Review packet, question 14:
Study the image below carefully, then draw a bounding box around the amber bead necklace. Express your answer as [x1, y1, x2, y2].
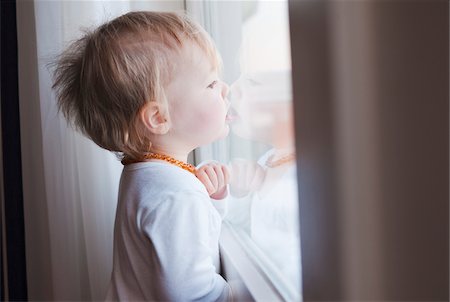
[265, 152, 296, 168]
[121, 153, 196, 174]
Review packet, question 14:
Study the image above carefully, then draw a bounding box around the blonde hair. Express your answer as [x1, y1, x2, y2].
[51, 11, 221, 160]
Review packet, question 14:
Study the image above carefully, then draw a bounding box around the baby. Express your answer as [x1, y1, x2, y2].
[52, 11, 232, 301]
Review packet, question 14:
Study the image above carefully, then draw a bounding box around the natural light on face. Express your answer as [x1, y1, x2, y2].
[223, 0, 302, 300]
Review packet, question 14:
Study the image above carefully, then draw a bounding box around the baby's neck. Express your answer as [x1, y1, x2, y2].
[149, 147, 190, 163]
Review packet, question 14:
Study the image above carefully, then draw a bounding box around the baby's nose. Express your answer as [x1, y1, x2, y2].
[222, 81, 230, 99]
[228, 81, 242, 105]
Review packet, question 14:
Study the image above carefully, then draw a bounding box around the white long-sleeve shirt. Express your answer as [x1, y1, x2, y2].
[105, 161, 230, 301]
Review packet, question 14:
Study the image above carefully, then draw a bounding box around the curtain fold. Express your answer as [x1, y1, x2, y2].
[17, 1, 184, 300]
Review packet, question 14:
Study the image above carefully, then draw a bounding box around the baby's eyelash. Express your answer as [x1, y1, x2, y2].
[207, 80, 218, 89]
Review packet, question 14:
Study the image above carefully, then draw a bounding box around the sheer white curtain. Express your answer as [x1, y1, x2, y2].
[16, 1, 183, 300]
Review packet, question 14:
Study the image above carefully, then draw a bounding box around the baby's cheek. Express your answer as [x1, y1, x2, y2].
[196, 106, 223, 127]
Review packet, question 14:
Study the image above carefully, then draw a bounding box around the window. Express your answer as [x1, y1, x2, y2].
[187, 1, 302, 300]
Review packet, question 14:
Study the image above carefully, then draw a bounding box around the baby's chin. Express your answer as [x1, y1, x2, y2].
[210, 124, 230, 143]
[230, 123, 273, 145]
[230, 123, 254, 140]
[216, 124, 230, 141]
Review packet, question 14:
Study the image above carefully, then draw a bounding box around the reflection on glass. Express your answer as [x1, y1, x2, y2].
[226, 70, 300, 295]
[222, 1, 301, 297]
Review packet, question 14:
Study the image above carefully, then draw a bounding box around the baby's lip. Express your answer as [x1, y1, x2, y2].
[226, 108, 240, 122]
[226, 114, 239, 122]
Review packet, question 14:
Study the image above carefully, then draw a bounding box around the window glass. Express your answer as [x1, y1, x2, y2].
[216, 1, 302, 299]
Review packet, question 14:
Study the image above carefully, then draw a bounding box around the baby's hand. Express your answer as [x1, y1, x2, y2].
[229, 158, 265, 198]
[195, 162, 231, 200]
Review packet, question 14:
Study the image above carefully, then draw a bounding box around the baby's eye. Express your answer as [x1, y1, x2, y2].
[207, 80, 218, 89]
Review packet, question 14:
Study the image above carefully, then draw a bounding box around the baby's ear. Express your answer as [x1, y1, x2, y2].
[140, 102, 170, 135]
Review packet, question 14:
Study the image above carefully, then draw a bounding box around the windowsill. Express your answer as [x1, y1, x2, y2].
[220, 221, 302, 301]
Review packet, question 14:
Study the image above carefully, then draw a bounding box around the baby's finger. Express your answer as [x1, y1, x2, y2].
[196, 170, 215, 195]
[250, 163, 266, 190]
[222, 165, 231, 185]
[213, 164, 225, 189]
[204, 165, 219, 191]
[243, 162, 253, 187]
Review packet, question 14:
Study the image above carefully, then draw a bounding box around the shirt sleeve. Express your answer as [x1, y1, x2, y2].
[140, 190, 231, 301]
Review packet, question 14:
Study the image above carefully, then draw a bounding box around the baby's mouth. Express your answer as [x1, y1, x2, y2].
[226, 107, 240, 122]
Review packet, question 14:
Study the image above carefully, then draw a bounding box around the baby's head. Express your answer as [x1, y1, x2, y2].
[52, 11, 229, 161]
[229, 70, 294, 149]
